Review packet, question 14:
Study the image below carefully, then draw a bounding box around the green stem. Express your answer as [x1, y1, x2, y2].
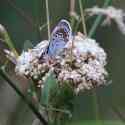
[88, 0, 112, 123]
[40, 105, 71, 116]
[0, 68, 48, 125]
[70, 17, 75, 31]
[69, 0, 76, 30]
[0, 24, 18, 57]
[88, 0, 112, 37]
[45, 0, 51, 40]
[92, 90, 100, 124]
[78, 0, 87, 36]
[74, 18, 81, 33]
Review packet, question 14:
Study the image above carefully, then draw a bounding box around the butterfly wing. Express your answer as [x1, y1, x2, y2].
[47, 19, 72, 57]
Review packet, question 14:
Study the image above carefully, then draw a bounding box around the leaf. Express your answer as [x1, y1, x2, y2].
[41, 72, 57, 106]
[49, 82, 74, 110]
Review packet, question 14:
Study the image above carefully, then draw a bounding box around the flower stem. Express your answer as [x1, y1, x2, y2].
[45, 0, 51, 40]
[40, 105, 71, 117]
[88, 0, 112, 123]
[69, 0, 75, 16]
[0, 24, 18, 57]
[74, 18, 81, 33]
[78, 0, 87, 36]
[0, 67, 48, 125]
[88, 0, 112, 37]
[69, 0, 76, 30]
[92, 90, 100, 123]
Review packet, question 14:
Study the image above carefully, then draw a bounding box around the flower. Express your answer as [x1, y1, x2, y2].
[5, 33, 108, 94]
[85, 6, 125, 34]
[54, 33, 108, 93]
[15, 40, 49, 75]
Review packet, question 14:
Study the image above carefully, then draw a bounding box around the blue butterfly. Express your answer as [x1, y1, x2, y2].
[46, 19, 72, 57]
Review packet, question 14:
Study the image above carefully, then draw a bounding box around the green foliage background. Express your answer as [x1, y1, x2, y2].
[0, 0, 125, 125]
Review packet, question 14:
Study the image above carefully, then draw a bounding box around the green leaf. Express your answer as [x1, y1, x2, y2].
[41, 72, 57, 106]
[50, 83, 74, 109]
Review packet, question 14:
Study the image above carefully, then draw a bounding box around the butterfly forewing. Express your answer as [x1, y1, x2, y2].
[47, 19, 72, 57]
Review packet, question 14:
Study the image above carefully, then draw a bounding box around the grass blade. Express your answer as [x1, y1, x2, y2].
[0, 24, 18, 57]
[88, 0, 112, 37]
[41, 72, 57, 106]
[45, 0, 51, 40]
[78, 0, 87, 35]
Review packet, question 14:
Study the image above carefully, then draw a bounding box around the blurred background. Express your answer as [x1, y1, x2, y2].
[0, 0, 125, 125]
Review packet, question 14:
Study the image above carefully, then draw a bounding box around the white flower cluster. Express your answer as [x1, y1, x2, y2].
[56, 33, 107, 93]
[14, 40, 49, 76]
[85, 6, 125, 34]
[5, 33, 108, 93]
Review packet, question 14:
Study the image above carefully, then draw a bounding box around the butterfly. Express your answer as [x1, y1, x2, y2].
[45, 19, 72, 57]
[4, 20, 72, 67]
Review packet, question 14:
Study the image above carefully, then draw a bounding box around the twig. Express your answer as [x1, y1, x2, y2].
[0, 68, 48, 125]
[69, 0, 76, 30]
[69, 0, 75, 16]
